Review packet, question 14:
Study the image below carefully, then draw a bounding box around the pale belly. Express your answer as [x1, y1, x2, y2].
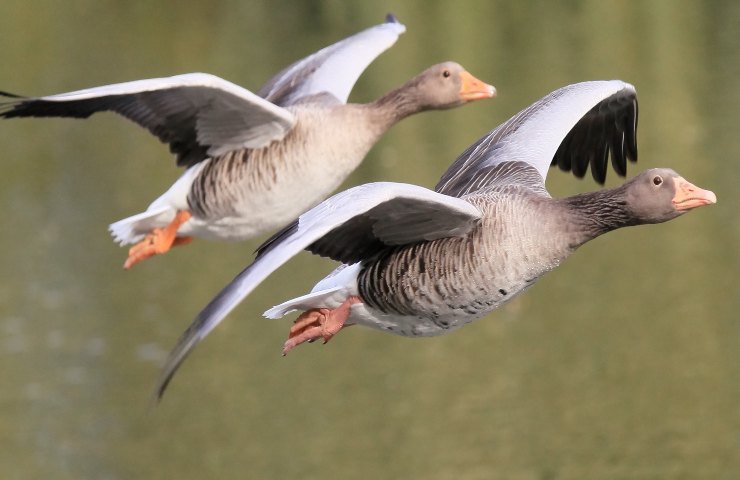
[179, 162, 348, 241]
[174, 107, 379, 241]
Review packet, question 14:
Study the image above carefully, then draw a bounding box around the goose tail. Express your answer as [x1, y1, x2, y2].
[264, 263, 362, 318]
[108, 206, 175, 245]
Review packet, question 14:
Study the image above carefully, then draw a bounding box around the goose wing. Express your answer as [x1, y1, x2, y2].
[155, 182, 481, 399]
[0, 73, 296, 167]
[258, 14, 406, 106]
[435, 80, 638, 197]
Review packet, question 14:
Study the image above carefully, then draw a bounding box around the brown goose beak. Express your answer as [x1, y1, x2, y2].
[459, 71, 496, 101]
[672, 177, 717, 211]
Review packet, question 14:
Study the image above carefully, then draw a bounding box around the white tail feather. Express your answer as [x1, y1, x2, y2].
[264, 263, 362, 318]
[108, 206, 174, 245]
[264, 286, 344, 319]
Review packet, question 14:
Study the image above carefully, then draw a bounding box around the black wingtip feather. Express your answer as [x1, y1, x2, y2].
[609, 129, 627, 177]
[0, 90, 26, 99]
[569, 122, 590, 179]
[553, 129, 573, 173]
[590, 142, 609, 185]
[0, 91, 27, 117]
[385, 13, 400, 24]
[550, 88, 638, 185]
[624, 99, 639, 162]
[0, 97, 100, 119]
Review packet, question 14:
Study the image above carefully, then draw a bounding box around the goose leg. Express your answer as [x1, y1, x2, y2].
[282, 296, 361, 355]
[123, 210, 193, 269]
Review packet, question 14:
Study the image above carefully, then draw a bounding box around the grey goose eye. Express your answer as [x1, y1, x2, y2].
[442, 69, 451, 78]
[653, 175, 663, 186]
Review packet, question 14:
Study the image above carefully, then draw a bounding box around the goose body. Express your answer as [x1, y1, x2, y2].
[143, 103, 399, 242]
[266, 191, 575, 338]
[154, 80, 716, 397]
[0, 15, 495, 267]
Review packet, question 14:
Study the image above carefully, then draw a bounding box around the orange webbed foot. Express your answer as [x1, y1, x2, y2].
[123, 210, 193, 269]
[282, 296, 361, 355]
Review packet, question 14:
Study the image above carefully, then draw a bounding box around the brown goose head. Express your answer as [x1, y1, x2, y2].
[625, 168, 716, 224]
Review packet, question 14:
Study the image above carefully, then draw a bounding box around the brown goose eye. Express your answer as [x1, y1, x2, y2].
[442, 70, 451, 78]
[653, 175, 663, 186]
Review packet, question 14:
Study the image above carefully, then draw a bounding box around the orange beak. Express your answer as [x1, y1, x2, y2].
[672, 177, 717, 211]
[459, 71, 496, 101]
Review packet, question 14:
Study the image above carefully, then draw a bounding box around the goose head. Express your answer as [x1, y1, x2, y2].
[411, 61, 496, 110]
[625, 168, 716, 224]
[376, 61, 495, 116]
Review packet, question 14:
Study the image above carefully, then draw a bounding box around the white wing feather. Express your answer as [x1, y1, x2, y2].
[260, 19, 406, 104]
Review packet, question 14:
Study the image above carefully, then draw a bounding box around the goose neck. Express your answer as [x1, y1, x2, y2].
[560, 184, 637, 244]
[369, 82, 425, 126]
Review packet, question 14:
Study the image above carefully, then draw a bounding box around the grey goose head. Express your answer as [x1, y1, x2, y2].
[624, 168, 716, 223]
[416, 61, 497, 108]
[376, 61, 496, 115]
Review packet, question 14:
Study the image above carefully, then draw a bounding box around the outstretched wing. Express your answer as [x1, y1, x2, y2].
[436, 80, 638, 197]
[258, 14, 406, 106]
[0, 73, 296, 167]
[155, 182, 481, 399]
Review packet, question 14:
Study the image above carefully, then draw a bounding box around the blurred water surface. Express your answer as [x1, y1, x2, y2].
[0, 1, 738, 479]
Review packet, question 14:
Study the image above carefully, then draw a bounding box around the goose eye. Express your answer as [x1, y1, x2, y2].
[442, 70, 451, 78]
[652, 175, 663, 186]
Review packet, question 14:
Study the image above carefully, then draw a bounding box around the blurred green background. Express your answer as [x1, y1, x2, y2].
[0, 1, 738, 479]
